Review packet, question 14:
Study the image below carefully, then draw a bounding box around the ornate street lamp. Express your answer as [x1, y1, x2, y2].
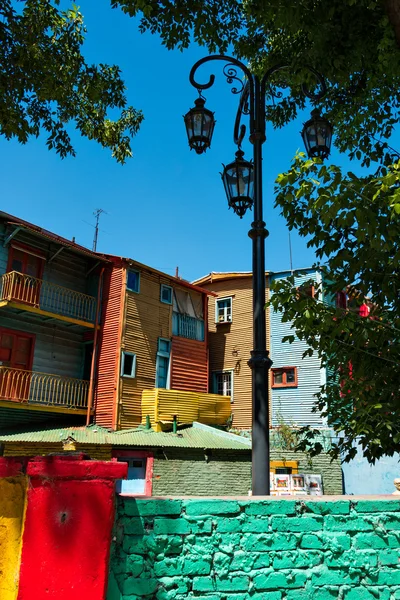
[302, 108, 333, 160]
[185, 55, 329, 495]
[183, 97, 216, 154]
[221, 150, 254, 218]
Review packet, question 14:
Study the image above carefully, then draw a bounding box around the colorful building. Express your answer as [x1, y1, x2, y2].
[0, 211, 229, 433]
[194, 268, 327, 430]
[0, 210, 105, 428]
[94, 254, 219, 430]
[193, 271, 270, 429]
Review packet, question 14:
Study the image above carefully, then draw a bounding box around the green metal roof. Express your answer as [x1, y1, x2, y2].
[0, 422, 252, 451]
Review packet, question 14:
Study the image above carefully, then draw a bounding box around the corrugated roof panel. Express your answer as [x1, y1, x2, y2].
[0, 422, 251, 450]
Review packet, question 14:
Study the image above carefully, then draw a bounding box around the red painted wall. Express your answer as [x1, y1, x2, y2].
[171, 336, 208, 393]
[17, 456, 127, 600]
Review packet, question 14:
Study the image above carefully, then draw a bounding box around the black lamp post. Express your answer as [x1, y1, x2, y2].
[184, 56, 331, 496]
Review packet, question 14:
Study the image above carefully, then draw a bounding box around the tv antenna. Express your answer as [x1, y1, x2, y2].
[92, 209, 106, 251]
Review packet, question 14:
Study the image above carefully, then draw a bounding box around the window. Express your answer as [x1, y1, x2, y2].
[127, 270, 140, 293]
[156, 338, 171, 388]
[270, 460, 298, 474]
[160, 284, 173, 305]
[121, 351, 136, 378]
[216, 297, 232, 324]
[212, 371, 232, 398]
[113, 451, 153, 495]
[271, 367, 298, 388]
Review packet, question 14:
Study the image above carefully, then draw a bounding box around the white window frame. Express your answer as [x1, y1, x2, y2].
[127, 270, 140, 293]
[155, 338, 171, 389]
[215, 296, 232, 324]
[212, 370, 233, 401]
[160, 284, 173, 305]
[121, 351, 137, 378]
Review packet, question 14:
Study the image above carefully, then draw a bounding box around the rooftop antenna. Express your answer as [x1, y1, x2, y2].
[288, 230, 293, 274]
[92, 209, 106, 252]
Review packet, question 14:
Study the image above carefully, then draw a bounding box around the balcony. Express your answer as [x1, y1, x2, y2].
[0, 271, 97, 327]
[0, 367, 89, 413]
[172, 312, 205, 341]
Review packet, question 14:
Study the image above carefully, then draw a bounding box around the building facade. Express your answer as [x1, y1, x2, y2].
[0, 211, 105, 428]
[194, 269, 328, 429]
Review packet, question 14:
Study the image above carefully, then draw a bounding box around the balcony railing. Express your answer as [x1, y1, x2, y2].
[0, 367, 89, 409]
[172, 312, 205, 341]
[0, 271, 96, 324]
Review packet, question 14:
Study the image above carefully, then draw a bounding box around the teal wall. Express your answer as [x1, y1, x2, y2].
[108, 497, 400, 600]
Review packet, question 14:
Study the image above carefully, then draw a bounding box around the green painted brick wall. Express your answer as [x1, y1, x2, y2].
[107, 497, 400, 600]
[151, 448, 343, 496]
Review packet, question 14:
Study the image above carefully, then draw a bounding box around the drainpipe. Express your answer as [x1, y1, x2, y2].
[86, 267, 104, 426]
[172, 415, 178, 434]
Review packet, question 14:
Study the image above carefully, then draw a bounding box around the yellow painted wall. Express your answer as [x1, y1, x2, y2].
[0, 476, 27, 600]
[3, 444, 112, 461]
[202, 276, 270, 429]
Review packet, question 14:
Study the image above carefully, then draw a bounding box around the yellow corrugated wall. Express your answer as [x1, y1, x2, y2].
[119, 270, 172, 429]
[141, 388, 231, 432]
[203, 276, 270, 429]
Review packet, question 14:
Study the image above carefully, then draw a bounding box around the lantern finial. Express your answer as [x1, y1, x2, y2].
[183, 97, 216, 154]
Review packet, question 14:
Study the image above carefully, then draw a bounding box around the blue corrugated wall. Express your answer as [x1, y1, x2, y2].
[269, 268, 326, 427]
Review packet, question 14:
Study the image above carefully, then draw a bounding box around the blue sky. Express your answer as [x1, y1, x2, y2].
[0, 3, 376, 281]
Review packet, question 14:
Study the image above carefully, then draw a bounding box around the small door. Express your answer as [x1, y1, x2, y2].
[8, 247, 44, 305]
[0, 329, 34, 401]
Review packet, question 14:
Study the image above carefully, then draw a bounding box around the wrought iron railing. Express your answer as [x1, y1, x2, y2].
[172, 312, 205, 341]
[0, 271, 96, 323]
[0, 367, 89, 409]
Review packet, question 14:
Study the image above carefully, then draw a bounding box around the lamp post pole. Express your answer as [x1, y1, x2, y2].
[184, 56, 329, 496]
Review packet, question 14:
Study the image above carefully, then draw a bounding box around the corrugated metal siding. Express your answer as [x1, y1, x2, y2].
[119, 270, 172, 430]
[0, 314, 85, 379]
[141, 389, 231, 431]
[171, 337, 208, 393]
[270, 269, 324, 427]
[95, 265, 125, 428]
[202, 276, 270, 429]
[0, 221, 8, 275]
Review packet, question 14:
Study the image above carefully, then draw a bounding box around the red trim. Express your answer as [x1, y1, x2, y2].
[7, 244, 45, 279]
[112, 450, 154, 496]
[271, 366, 298, 388]
[0, 326, 36, 370]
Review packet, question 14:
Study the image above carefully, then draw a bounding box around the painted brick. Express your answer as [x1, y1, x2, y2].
[378, 549, 400, 565]
[154, 558, 181, 577]
[271, 515, 323, 532]
[272, 550, 322, 569]
[125, 499, 182, 516]
[242, 517, 270, 533]
[249, 594, 282, 600]
[344, 589, 376, 600]
[300, 533, 351, 551]
[305, 501, 350, 515]
[184, 517, 213, 533]
[184, 500, 240, 516]
[324, 516, 374, 532]
[355, 500, 400, 513]
[243, 500, 296, 516]
[214, 517, 244, 533]
[182, 558, 211, 576]
[313, 590, 340, 600]
[122, 518, 146, 535]
[241, 533, 299, 551]
[382, 515, 400, 530]
[153, 518, 191, 535]
[215, 576, 249, 592]
[311, 567, 360, 586]
[325, 550, 377, 568]
[192, 577, 215, 592]
[365, 569, 400, 585]
[230, 551, 271, 572]
[253, 570, 307, 590]
[353, 533, 400, 550]
[121, 577, 158, 596]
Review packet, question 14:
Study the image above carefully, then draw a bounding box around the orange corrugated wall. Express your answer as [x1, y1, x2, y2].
[94, 263, 125, 429]
[170, 336, 208, 393]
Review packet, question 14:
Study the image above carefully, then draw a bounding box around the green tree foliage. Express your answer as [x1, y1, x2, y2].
[271, 155, 400, 463]
[115, 0, 400, 460]
[0, 0, 143, 162]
